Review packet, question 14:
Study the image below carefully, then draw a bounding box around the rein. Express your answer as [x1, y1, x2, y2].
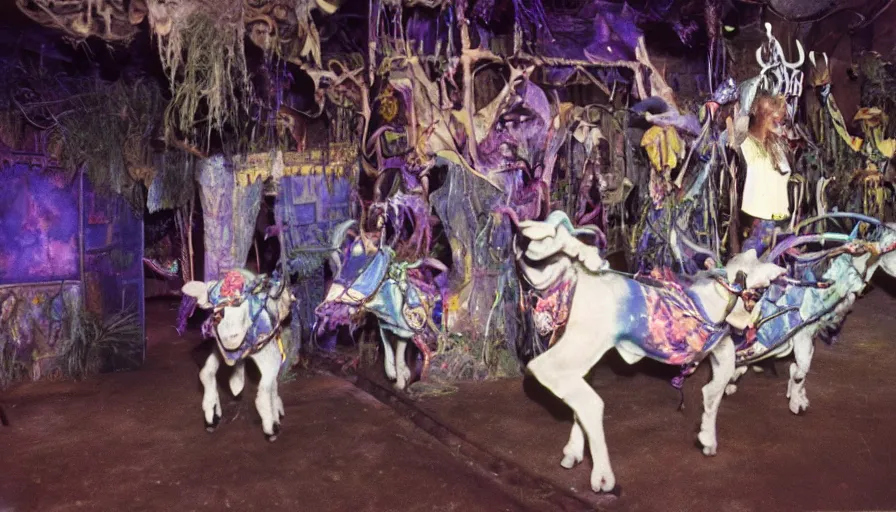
[213, 258, 291, 365]
[213, 285, 286, 364]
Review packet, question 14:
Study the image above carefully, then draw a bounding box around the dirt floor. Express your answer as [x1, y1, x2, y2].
[410, 283, 896, 511]
[2, 282, 896, 511]
[0, 300, 531, 512]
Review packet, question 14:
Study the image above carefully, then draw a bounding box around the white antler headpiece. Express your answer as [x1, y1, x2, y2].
[754, 22, 805, 119]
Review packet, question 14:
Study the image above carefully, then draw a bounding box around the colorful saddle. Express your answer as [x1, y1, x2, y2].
[619, 270, 732, 368]
[202, 269, 287, 366]
[330, 241, 392, 305]
[734, 253, 866, 365]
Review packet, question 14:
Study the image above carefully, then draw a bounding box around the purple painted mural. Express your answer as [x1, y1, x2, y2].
[0, 163, 80, 285]
[0, 151, 145, 384]
[277, 170, 352, 345]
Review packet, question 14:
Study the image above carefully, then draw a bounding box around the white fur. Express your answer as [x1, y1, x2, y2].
[775, 291, 856, 415]
[182, 280, 210, 307]
[380, 328, 412, 390]
[183, 279, 294, 440]
[785, 330, 813, 414]
[199, 342, 286, 439]
[215, 301, 251, 350]
[724, 366, 748, 396]
[728, 225, 896, 415]
[725, 249, 788, 289]
[514, 220, 774, 493]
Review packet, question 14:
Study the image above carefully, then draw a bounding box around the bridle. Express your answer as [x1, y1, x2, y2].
[210, 274, 290, 363]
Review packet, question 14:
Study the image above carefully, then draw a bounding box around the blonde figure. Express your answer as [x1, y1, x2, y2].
[740, 94, 792, 254]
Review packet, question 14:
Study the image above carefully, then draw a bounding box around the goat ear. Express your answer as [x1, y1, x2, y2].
[725, 299, 754, 331]
[182, 281, 213, 309]
[519, 221, 557, 241]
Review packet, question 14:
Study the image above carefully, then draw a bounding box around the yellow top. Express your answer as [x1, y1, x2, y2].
[740, 136, 791, 221]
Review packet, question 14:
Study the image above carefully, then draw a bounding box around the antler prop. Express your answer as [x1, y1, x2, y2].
[754, 23, 805, 119]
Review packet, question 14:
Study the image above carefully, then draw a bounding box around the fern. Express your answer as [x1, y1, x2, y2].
[63, 309, 142, 380]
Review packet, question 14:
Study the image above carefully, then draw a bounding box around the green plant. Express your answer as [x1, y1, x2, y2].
[0, 338, 29, 390]
[63, 309, 142, 380]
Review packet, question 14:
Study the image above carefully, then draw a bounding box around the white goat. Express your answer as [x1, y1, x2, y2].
[512, 213, 785, 493]
[182, 269, 295, 441]
[725, 225, 896, 416]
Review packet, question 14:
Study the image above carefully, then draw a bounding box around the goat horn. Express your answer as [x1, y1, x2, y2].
[765, 233, 853, 262]
[329, 219, 358, 274]
[756, 46, 770, 68]
[793, 212, 885, 233]
[771, 37, 786, 63]
[676, 228, 719, 260]
[784, 40, 805, 69]
[809, 51, 816, 67]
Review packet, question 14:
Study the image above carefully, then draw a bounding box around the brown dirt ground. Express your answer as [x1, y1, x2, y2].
[3, 281, 896, 512]
[0, 300, 531, 512]
[409, 283, 896, 512]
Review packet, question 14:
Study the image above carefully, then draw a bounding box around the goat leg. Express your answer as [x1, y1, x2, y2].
[411, 335, 433, 382]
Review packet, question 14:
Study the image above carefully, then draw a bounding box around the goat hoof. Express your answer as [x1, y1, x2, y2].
[560, 455, 580, 469]
[266, 433, 278, 443]
[205, 415, 221, 433]
[273, 423, 281, 435]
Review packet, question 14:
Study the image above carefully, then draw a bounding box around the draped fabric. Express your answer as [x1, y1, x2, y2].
[275, 172, 352, 350]
[147, 154, 196, 214]
[197, 155, 263, 281]
[735, 252, 868, 365]
[618, 272, 729, 367]
[146, 174, 165, 214]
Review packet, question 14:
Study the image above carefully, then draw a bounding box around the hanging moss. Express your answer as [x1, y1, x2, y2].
[148, 151, 197, 212]
[51, 78, 165, 212]
[158, 8, 252, 152]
